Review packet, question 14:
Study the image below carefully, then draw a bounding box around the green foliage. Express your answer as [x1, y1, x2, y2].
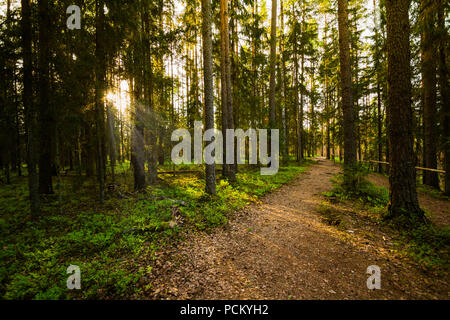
[317, 204, 345, 227]
[325, 173, 389, 208]
[324, 175, 449, 271]
[398, 223, 450, 270]
[0, 163, 308, 299]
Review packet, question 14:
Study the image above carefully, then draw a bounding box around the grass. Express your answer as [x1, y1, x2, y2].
[0, 161, 309, 299]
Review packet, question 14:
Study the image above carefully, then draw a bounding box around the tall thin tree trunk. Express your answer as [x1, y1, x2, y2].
[95, 0, 106, 202]
[220, 0, 235, 181]
[337, 0, 357, 188]
[131, 74, 146, 190]
[293, 11, 302, 162]
[280, 0, 288, 160]
[269, 0, 277, 130]
[251, 1, 258, 128]
[38, 0, 54, 194]
[14, 78, 22, 177]
[310, 70, 315, 157]
[143, 1, 157, 184]
[324, 12, 331, 160]
[201, 0, 216, 195]
[106, 102, 116, 184]
[22, 0, 40, 215]
[421, 0, 439, 188]
[376, 80, 383, 172]
[437, 1, 450, 195]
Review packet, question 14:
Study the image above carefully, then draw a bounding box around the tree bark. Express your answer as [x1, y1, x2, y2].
[143, 1, 157, 185]
[293, 18, 302, 162]
[37, 0, 54, 194]
[324, 12, 331, 160]
[201, 0, 216, 195]
[269, 0, 277, 130]
[280, 0, 288, 160]
[22, 0, 40, 215]
[437, 1, 450, 195]
[131, 74, 146, 190]
[95, 0, 106, 202]
[421, 0, 439, 188]
[337, 0, 357, 188]
[385, 0, 424, 222]
[220, 0, 235, 181]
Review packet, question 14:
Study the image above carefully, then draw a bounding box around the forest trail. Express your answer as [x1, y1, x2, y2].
[140, 160, 448, 300]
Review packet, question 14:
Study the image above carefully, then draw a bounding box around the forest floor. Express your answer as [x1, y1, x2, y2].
[137, 159, 449, 300]
[367, 173, 450, 228]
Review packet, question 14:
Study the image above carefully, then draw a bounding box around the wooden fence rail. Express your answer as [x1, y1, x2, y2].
[359, 159, 446, 174]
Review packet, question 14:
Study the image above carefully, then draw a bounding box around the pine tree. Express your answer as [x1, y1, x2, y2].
[21, 0, 40, 215]
[337, 0, 357, 189]
[384, 0, 424, 223]
[421, 0, 439, 188]
[201, 0, 216, 194]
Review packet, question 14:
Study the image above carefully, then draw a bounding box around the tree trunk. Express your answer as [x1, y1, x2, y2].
[143, 1, 157, 185]
[377, 82, 383, 172]
[269, 0, 277, 130]
[22, 0, 40, 215]
[280, 0, 288, 160]
[421, 0, 439, 188]
[310, 70, 315, 157]
[131, 75, 146, 190]
[437, 1, 450, 195]
[95, 0, 106, 203]
[294, 18, 302, 162]
[37, 0, 54, 194]
[106, 102, 116, 184]
[324, 12, 331, 160]
[371, 0, 384, 173]
[337, 0, 357, 188]
[201, 0, 216, 195]
[220, 0, 235, 181]
[384, 0, 424, 223]
[251, 0, 258, 128]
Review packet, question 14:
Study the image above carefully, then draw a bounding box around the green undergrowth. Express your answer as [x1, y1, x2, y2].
[417, 184, 450, 201]
[323, 173, 389, 208]
[0, 161, 309, 299]
[396, 223, 450, 270]
[323, 172, 449, 271]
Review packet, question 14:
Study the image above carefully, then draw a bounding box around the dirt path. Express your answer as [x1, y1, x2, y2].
[367, 173, 450, 227]
[138, 160, 448, 300]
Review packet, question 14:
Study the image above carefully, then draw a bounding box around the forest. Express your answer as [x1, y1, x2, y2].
[0, 0, 449, 301]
